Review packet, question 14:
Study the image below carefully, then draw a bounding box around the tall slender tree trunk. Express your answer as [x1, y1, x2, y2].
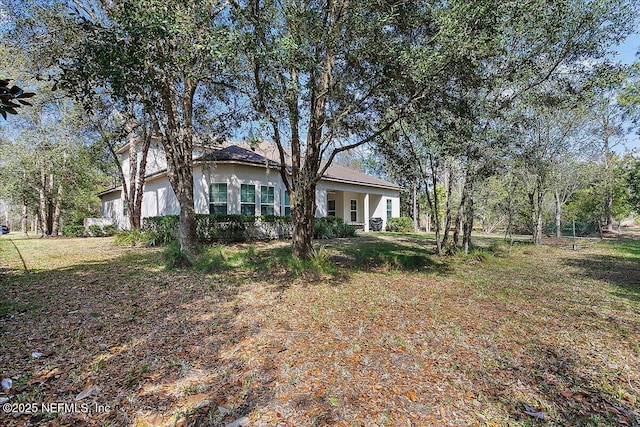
[426, 154, 442, 255]
[603, 136, 614, 232]
[462, 173, 474, 255]
[21, 199, 28, 236]
[441, 161, 455, 249]
[554, 190, 562, 238]
[529, 187, 544, 245]
[51, 183, 64, 236]
[128, 135, 139, 228]
[131, 127, 151, 230]
[39, 165, 49, 236]
[528, 191, 536, 244]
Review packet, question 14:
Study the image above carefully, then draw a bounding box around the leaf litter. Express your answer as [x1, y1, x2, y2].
[0, 235, 638, 426]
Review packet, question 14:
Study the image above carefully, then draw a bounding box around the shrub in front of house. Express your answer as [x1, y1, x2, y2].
[313, 217, 357, 239]
[385, 217, 414, 233]
[113, 230, 158, 247]
[62, 225, 85, 237]
[87, 224, 105, 237]
[103, 224, 118, 236]
[142, 214, 293, 244]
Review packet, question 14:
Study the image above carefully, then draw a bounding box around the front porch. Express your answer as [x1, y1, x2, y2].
[315, 186, 400, 232]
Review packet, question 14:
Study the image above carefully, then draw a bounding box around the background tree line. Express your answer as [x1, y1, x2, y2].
[0, 0, 639, 259]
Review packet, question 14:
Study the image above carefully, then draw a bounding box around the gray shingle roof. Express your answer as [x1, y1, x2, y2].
[197, 142, 399, 190]
[196, 145, 280, 167]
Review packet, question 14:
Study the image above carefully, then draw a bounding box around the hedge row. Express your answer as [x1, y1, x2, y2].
[385, 217, 413, 233]
[61, 224, 118, 238]
[142, 214, 292, 244]
[142, 214, 358, 244]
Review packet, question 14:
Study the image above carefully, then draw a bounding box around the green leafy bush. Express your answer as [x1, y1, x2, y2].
[313, 218, 335, 239]
[143, 215, 180, 244]
[87, 224, 104, 237]
[142, 214, 292, 244]
[103, 224, 118, 236]
[385, 217, 413, 233]
[335, 222, 357, 238]
[113, 230, 157, 247]
[62, 225, 84, 237]
[164, 241, 194, 269]
[314, 217, 357, 239]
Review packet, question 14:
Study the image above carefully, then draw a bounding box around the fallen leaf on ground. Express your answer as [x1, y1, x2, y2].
[524, 405, 546, 420]
[75, 385, 101, 401]
[225, 416, 249, 427]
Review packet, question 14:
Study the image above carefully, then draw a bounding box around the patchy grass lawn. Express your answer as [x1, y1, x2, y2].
[0, 233, 638, 426]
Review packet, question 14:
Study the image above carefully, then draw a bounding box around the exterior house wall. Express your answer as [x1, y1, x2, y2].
[146, 143, 168, 176]
[100, 190, 128, 229]
[315, 187, 327, 217]
[102, 147, 401, 232]
[203, 163, 286, 215]
[142, 176, 179, 218]
[341, 191, 365, 223]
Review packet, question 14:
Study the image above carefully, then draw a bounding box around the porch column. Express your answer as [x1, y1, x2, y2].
[364, 193, 370, 232]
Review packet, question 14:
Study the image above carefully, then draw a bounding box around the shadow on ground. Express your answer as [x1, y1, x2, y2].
[478, 339, 639, 426]
[562, 238, 640, 303]
[0, 248, 284, 426]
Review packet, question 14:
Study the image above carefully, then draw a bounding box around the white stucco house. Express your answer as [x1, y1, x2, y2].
[98, 140, 400, 232]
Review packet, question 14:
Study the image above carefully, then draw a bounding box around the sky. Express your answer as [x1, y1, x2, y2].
[614, 33, 640, 154]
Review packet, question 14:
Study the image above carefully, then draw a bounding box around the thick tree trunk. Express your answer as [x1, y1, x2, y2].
[454, 166, 473, 250]
[424, 154, 441, 254]
[290, 185, 316, 260]
[453, 208, 462, 248]
[178, 188, 199, 256]
[166, 143, 199, 256]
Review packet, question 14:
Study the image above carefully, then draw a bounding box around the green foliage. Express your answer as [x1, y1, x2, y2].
[113, 230, 157, 247]
[628, 156, 640, 213]
[385, 217, 414, 233]
[61, 225, 84, 237]
[566, 187, 603, 224]
[103, 224, 118, 236]
[0, 78, 35, 119]
[87, 224, 104, 237]
[143, 214, 293, 244]
[313, 217, 357, 239]
[142, 215, 180, 245]
[163, 241, 195, 269]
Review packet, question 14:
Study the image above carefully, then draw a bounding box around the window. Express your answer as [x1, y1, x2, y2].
[350, 199, 357, 222]
[327, 200, 336, 217]
[260, 185, 275, 215]
[209, 183, 228, 215]
[386, 199, 392, 220]
[240, 184, 256, 216]
[282, 190, 291, 216]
